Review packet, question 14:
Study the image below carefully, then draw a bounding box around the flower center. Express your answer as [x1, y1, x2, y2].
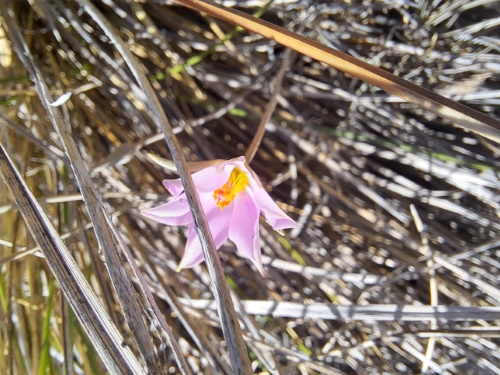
[213, 167, 249, 209]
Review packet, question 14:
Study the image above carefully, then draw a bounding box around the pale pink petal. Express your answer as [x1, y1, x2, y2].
[191, 160, 242, 193]
[252, 187, 297, 230]
[162, 160, 240, 196]
[177, 225, 207, 269]
[162, 178, 184, 197]
[228, 190, 263, 273]
[141, 195, 192, 225]
[162, 157, 248, 196]
[225, 156, 247, 170]
[177, 194, 233, 269]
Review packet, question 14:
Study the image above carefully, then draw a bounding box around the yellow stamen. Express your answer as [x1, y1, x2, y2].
[213, 167, 249, 209]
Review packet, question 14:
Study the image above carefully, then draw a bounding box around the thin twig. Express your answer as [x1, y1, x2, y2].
[75, 1, 251, 373]
[0, 140, 145, 375]
[411, 204, 438, 374]
[171, 0, 500, 142]
[0, 2, 162, 372]
[179, 299, 500, 321]
[245, 48, 294, 163]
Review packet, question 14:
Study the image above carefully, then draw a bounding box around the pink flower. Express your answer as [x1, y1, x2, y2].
[142, 156, 296, 273]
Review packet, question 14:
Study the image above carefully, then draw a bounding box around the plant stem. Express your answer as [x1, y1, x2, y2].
[245, 48, 294, 163]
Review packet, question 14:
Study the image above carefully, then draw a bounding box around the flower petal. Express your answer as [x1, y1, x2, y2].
[190, 164, 233, 193]
[252, 187, 297, 230]
[162, 160, 241, 197]
[225, 156, 247, 170]
[162, 178, 184, 197]
[162, 157, 250, 196]
[141, 195, 192, 225]
[229, 190, 263, 273]
[178, 194, 233, 269]
[177, 225, 207, 269]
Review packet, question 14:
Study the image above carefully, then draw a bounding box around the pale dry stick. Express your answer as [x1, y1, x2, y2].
[245, 42, 294, 163]
[273, 123, 409, 223]
[411, 204, 438, 374]
[225, 289, 270, 368]
[444, 338, 500, 373]
[91, 86, 260, 170]
[368, 150, 499, 211]
[0, 141, 145, 375]
[0, 192, 146, 215]
[74, 1, 251, 373]
[261, 255, 382, 286]
[0, 3, 165, 373]
[37, 0, 146, 108]
[151, 277, 233, 374]
[433, 255, 500, 303]
[321, 329, 497, 372]
[0, 222, 93, 265]
[133, 88, 255, 149]
[61, 298, 73, 375]
[123, 222, 232, 374]
[171, 0, 500, 142]
[245, 336, 332, 372]
[399, 340, 444, 373]
[408, 328, 500, 339]
[178, 299, 500, 321]
[447, 241, 500, 263]
[426, 0, 499, 27]
[0, 112, 68, 163]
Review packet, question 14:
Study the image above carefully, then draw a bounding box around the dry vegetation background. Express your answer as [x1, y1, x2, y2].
[0, 0, 499, 374]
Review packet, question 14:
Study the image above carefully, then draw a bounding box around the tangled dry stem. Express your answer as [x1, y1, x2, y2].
[0, 0, 499, 374]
